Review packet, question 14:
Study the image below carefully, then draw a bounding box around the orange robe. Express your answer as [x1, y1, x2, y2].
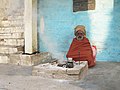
[66, 37, 95, 67]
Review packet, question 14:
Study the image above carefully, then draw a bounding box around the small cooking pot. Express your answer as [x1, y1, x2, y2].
[66, 59, 74, 68]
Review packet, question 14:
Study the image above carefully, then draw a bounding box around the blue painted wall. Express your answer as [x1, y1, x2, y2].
[38, 0, 120, 62]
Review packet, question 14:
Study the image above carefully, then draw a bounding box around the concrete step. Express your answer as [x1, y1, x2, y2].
[0, 46, 23, 54]
[0, 52, 53, 66]
[0, 32, 24, 39]
[0, 38, 24, 46]
[9, 52, 52, 66]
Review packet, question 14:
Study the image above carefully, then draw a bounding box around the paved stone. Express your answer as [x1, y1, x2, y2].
[0, 62, 119, 90]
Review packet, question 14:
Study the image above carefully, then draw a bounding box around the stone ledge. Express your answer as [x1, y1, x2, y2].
[0, 52, 53, 66]
[9, 52, 52, 66]
[32, 61, 88, 80]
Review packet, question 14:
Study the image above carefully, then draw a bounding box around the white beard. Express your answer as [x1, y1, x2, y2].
[76, 36, 84, 41]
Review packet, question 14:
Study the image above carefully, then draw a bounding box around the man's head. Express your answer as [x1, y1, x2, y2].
[74, 25, 86, 40]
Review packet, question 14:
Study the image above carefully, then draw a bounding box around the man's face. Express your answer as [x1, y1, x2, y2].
[75, 30, 84, 41]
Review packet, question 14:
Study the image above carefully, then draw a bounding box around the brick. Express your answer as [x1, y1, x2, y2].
[1, 20, 24, 27]
[0, 28, 11, 33]
[0, 38, 24, 46]
[0, 27, 24, 33]
[0, 46, 23, 54]
[17, 39, 24, 46]
[1, 21, 10, 27]
[0, 32, 24, 39]
[8, 15, 24, 20]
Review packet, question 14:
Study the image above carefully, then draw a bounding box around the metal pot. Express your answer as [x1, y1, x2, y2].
[66, 59, 74, 68]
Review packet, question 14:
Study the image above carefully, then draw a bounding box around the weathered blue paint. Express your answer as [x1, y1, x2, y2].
[38, 0, 120, 62]
[101, 0, 120, 62]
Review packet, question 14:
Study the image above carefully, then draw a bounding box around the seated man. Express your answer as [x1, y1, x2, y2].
[66, 25, 96, 67]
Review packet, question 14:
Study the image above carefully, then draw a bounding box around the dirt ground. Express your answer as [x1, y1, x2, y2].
[0, 61, 120, 90]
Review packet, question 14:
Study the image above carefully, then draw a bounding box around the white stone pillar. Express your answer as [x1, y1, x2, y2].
[24, 0, 38, 54]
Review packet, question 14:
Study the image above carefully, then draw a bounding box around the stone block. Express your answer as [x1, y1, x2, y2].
[0, 32, 24, 39]
[17, 39, 24, 46]
[20, 55, 32, 66]
[79, 63, 88, 79]
[0, 28, 11, 33]
[0, 39, 16, 46]
[66, 67, 82, 75]
[8, 15, 24, 20]
[67, 61, 88, 75]
[0, 55, 9, 63]
[1, 21, 10, 27]
[12, 27, 24, 32]
[9, 54, 21, 65]
[0, 38, 24, 46]
[32, 61, 88, 80]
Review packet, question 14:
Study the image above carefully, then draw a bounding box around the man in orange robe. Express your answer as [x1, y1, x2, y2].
[66, 25, 96, 67]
